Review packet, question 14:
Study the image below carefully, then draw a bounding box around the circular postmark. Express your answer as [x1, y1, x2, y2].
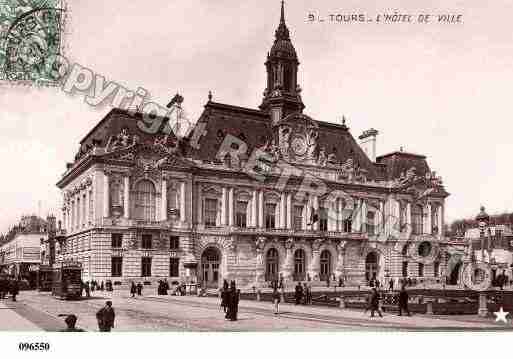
[462, 261, 492, 291]
[3, 7, 65, 83]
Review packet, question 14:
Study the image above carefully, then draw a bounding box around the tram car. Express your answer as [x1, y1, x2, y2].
[51, 262, 82, 300]
[37, 265, 54, 291]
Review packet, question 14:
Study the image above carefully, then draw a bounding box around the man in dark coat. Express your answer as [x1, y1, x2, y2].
[294, 282, 303, 305]
[0, 277, 7, 299]
[130, 282, 136, 298]
[369, 288, 383, 317]
[221, 280, 229, 313]
[398, 285, 411, 316]
[389, 278, 394, 291]
[137, 282, 143, 296]
[84, 281, 91, 298]
[10, 279, 19, 302]
[225, 281, 238, 321]
[96, 301, 115, 332]
[163, 279, 169, 295]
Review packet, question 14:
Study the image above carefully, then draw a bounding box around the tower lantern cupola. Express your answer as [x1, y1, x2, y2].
[260, 1, 304, 124]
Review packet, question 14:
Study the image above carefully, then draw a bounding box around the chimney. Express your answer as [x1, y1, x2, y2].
[358, 128, 379, 162]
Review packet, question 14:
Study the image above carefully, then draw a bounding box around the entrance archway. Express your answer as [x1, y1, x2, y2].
[365, 252, 379, 283]
[293, 249, 306, 281]
[265, 248, 279, 282]
[201, 247, 221, 288]
[320, 250, 332, 281]
[449, 262, 462, 285]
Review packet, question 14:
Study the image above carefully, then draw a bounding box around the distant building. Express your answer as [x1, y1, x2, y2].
[465, 224, 513, 280]
[0, 215, 47, 286]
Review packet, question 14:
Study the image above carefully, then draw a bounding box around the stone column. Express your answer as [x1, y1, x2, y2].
[313, 195, 319, 231]
[124, 176, 130, 219]
[103, 172, 109, 218]
[335, 241, 347, 279]
[425, 203, 432, 235]
[361, 199, 368, 233]
[180, 181, 186, 223]
[252, 189, 258, 227]
[378, 201, 385, 234]
[255, 237, 266, 284]
[305, 200, 310, 230]
[352, 198, 361, 232]
[406, 202, 412, 234]
[228, 187, 234, 227]
[309, 239, 322, 281]
[258, 190, 264, 228]
[279, 193, 286, 229]
[282, 238, 294, 281]
[197, 184, 203, 225]
[286, 193, 292, 229]
[337, 198, 343, 232]
[161, 177, 167, 221]
[437, 204, 444, 237]
[220, 187, 227, 226]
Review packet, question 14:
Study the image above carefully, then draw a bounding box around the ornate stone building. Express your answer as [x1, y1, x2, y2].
[56, 3, 460, 288]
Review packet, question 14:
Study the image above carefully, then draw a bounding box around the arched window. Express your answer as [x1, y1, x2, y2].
[293, 249, 306, 281]
[134, 180, 156, 221]
[412, 205, 423, 234]
[266, 248, 279, 282]
[320, 250, 332, 281]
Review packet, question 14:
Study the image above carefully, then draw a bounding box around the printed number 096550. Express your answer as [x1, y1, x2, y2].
[18, 342, 50, 351]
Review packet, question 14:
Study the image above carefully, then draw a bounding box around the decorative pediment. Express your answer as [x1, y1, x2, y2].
[393, 166, 446, 198]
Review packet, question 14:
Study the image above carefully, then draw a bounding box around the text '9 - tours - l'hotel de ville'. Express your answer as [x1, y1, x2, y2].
[54, 3, 464, 290]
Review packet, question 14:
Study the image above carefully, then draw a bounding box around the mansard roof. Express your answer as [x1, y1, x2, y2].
[376, 151, 431, 181]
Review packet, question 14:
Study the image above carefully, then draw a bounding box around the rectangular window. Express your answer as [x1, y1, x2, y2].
[111, 257, 122, 277]
[111, 233, 123, 248]
[88, 190, 94, 224]
[204, 198, 218, 227]
[235, 201, 248, 228]
[265, 203, 276, 229]
[293, 205, 303, 230]
[169, 236, 179, 250]
[418, 263, 424, 277]
[170, 258, 180, 277]
[319, 207, 328, 231]
[343, 219, 352, 233]
[367, 211, 375, 235]
[141, 257, 152, 277]
[434, 262, 440, 277]
[142, 234, 152, 249]
[402, 261, 408, 277]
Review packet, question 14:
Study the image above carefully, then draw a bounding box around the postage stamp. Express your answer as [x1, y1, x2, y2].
[0, 0, 67, 86]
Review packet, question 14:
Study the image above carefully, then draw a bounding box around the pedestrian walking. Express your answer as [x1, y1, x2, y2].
[225, 281, 238, 321]
[272, 286, 280, 314]
[85, 281, 91, 298]
[137, 282, 143, 296]
[10, 279, 19, 302]
[163, 279, 169, 295]
[90, 280, 95, 293]
[0, 276, 7, 299]
[294, 282, 303, 305]
[368, 288, 383, 318]
[96, 301, 116, 332]
[398, 285, 411, 316]
[130, 282, 136, 298]
[220, 280, 229, 313]
[389, 278, 394, 291]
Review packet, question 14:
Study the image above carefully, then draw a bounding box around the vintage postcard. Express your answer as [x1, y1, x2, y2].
[0, 0, 512, 356]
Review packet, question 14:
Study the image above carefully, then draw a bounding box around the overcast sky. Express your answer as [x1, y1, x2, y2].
[1, 0, 512, 233]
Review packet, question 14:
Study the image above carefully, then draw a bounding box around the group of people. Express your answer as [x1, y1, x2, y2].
[157, 280, 170, 295]
[365, 285, 411, 317]
[130, 282, 144, 297]
[81, 280, 112, 298]
[294, 282, 312, 305]
[0, 277, 19, 301]
[220, 280, 240, 321]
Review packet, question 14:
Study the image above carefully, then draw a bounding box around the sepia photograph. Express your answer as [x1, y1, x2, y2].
[0, 0, 512, 357]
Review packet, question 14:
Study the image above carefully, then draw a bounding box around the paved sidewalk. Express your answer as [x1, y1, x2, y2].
[0, 300, 41, 331]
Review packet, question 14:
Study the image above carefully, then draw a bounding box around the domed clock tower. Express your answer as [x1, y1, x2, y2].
[260, 1, 305, 125]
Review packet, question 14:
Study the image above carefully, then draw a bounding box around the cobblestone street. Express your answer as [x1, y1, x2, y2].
[0, 290, 509, 332]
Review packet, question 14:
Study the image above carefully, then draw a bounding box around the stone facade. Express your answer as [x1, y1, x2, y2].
[55, 3, 464, 289]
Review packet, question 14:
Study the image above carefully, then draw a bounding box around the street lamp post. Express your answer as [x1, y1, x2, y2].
[475, 206, 490, 263]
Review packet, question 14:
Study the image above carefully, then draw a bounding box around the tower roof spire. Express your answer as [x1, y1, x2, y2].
[275, 1, 290, 40]
[280, 0, 285, 24]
